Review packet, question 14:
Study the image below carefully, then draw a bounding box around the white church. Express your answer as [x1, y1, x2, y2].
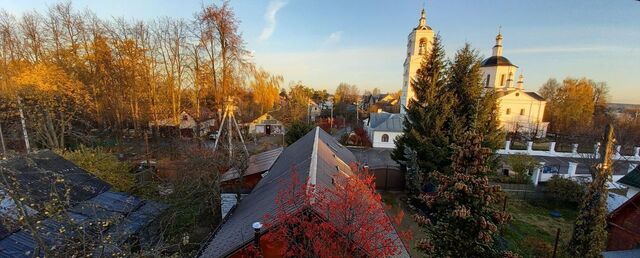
[365, 8, 549, 149]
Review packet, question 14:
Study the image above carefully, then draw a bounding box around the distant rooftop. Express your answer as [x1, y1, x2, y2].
[0, 151, 166, 257]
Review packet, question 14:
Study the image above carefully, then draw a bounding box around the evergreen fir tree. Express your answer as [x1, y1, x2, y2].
[391, 34, 455, 194]
[414, 131, 511, 257]
[446, 44, 504, 150]
[568, 125, 615, 257]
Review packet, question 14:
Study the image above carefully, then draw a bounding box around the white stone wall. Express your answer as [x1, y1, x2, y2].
[481, 65, 517, 89]
[496, 92, 548, 137]
[372, 131, 403, 149]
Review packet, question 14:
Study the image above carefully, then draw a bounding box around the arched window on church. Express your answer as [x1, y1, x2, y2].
[381, 134, 390, 142]
[418, 38, 427, 55]
[486, 74, 491, 87]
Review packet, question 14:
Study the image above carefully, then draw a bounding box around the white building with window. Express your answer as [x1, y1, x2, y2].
[480, 33, 549, 138]
[363, 111, 404, 149]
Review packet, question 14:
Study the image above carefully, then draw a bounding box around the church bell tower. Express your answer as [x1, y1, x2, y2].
[400, 8, 435, 114]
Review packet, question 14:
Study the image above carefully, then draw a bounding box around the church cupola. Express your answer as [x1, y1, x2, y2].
[517, 74, 524, 90]
[418, 8, 426, 28]
[480, 31, 519, 90]
[493, 32, 503, 56]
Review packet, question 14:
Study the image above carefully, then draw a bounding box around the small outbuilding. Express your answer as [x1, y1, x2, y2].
[247, 113, 284, 135]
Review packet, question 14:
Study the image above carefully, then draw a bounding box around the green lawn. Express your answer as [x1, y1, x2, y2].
[502, 198, 578, 257]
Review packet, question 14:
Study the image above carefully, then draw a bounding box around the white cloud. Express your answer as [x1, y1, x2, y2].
[323, 31, 343, 45]
[258, 0, 287, 42]
[509, 46, 634, 54]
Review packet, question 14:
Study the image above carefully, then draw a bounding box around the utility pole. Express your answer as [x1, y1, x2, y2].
[17, 97, 30, 154]
[143, 131, 150, 184]
[568, 124, 615, 256]
[330, 106, 334, 129]
[600, 124, 615, 172]
[0, 122, 6, 158]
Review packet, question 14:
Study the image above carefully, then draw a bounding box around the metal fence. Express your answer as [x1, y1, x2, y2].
[494, 183, 546, 200]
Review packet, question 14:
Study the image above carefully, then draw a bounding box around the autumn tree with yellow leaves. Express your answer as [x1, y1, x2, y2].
[0, 1, 270, 149]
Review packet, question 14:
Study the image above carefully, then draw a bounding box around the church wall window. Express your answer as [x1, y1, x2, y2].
[381, 134, 390, 142]
[500, 74, 506, 86]
[520, 109, 525, 115]
[506, 108, 511, 115]
[418, 38, 427, 55]
[486, 74, 491, 87]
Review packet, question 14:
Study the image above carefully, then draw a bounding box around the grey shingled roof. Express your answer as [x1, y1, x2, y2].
[0, 151, 167, 257]
[618, 166, 640, 189]
[0, 151, 111, 207]
[221, 147, 283, 182]
[200, 127, 409, 258]
[368, 112, 405, 132]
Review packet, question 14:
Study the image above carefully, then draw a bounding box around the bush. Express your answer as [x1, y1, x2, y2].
[285, 121, 315, 145]
[544, 176, 585, 205]
[506, 154, 539, 184]
[57, 146, 134, 192]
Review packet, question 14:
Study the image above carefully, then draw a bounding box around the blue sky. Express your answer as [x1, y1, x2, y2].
[4, 0, 640, 103]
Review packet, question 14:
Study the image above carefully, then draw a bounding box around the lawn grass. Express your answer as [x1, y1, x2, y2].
[503, 198, 578, 257]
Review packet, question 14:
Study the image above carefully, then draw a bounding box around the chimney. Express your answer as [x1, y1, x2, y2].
[634, 147, 640, 157]
[549, 142, 556, 153]
[252, 222, 263, 248]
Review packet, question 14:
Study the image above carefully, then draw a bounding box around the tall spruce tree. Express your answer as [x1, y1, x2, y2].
[391, 34, 456, 194]
[414, 131, 511, 257]
[446, 44, 504, 150]
[568, 125, 615, 257]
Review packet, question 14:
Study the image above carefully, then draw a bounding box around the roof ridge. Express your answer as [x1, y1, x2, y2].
[307, 127, 320, 203]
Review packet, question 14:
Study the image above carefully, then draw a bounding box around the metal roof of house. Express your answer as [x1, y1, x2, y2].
[603, 248, 640, 258]
[0, 152, 167, 257]
[495, 90, 546, 102]
[367, 112, 405, 132]
[200, 127, 410, 258]
[0, 151, 111, 207]
[0, 190, 167, 257]
[618, 166, 640, 189]
[221, 147, 283, 182]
